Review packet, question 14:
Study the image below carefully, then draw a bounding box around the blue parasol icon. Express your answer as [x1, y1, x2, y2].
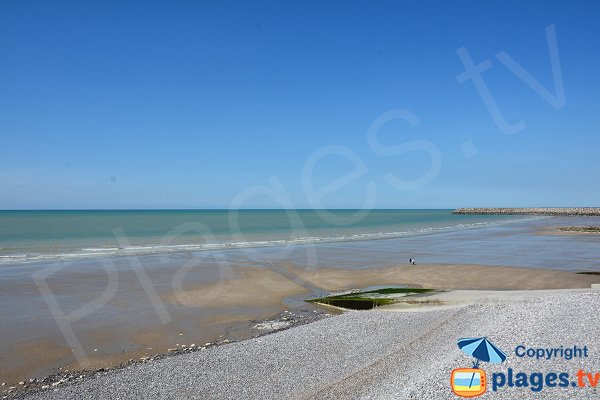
[457, 337, 507, 368]
[457, 337, 507, 389]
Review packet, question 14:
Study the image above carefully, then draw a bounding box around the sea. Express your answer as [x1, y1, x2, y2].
[0, 209, 535, 266]
[1, 209, 599, 383]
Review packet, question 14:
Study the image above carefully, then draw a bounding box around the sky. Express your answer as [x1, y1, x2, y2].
[1, 0, 599, 209]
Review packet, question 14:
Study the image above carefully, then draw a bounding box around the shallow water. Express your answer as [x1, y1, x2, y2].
[0, 209, 527, 265]
[0, 215, 598, 384]
[192, 216, 600, 272]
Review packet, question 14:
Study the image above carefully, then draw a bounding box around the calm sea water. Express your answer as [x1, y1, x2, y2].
[0, 209, 528, 265]
[0, 209, 598, 383]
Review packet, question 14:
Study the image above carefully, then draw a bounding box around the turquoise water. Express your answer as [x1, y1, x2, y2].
[0, 209, 527, 265]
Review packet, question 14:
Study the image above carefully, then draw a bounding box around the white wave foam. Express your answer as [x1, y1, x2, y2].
[0, 216, 542, 265]
[81, 248, 121, 252]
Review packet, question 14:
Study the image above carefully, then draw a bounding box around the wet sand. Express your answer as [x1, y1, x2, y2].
[22, 291, 600, 400]
[163, 267, 309, 308]
[537, 226, 600, 236]
[291, 263, 600, 290]
[161, 263, 600, 311]
[2, 260, 600, 390]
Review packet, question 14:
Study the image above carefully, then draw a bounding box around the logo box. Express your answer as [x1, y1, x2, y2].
[451, 368, 487, 397]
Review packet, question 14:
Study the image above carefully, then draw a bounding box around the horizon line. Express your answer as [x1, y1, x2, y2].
[1, 206, 598, 212]
[0, 207, 458, 212]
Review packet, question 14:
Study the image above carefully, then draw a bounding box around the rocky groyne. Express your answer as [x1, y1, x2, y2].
[453, 207, 600, 216]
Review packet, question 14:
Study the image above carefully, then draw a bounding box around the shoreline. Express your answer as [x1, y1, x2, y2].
[4, 308, 333, 398]
[4, 263, 600, 398]
[0, 215, 538, 267]
[537, 226, 600, 236]
[18, 289, 600, 400]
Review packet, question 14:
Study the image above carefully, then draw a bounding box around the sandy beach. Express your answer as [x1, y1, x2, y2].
[3, 261, 600, 398]
[2, 211, 599, 398]
[162, 263, 600, 310]
[3, 0, 600, 397]
[20, 290, 600, 399]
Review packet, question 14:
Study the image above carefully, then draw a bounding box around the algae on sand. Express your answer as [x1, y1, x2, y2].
[558, 226, 600, 233]
[307, 288, 436, 310]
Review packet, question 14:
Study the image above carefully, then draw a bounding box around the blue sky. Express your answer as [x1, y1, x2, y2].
[1, 0, 599, 209]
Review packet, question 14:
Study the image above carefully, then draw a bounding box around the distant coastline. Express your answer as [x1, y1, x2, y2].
[453, 207, 600, 216]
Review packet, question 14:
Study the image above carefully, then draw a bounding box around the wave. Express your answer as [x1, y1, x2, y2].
[0, 216, 542, 265]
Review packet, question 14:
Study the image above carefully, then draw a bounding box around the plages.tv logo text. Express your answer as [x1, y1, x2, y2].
[491, 344, 598, 392]
[451, 338, 600, 396]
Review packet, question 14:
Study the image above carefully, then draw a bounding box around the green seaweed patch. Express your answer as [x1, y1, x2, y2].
[307, 287, 436, 310]
[360, 288, 434, 295]
[557, 226, 600, 233]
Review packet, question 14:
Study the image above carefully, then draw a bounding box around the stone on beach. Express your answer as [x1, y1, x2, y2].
[22, 291, 599, 400]
[453, 207, 600, 216]
[252, 320, 292, 331]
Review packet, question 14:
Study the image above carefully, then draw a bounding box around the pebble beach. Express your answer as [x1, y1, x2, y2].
[19, 290, 600, 400]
